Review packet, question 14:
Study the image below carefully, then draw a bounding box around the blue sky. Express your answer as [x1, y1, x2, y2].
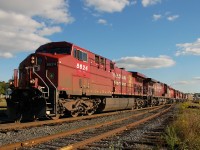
[0, 0, 200, 93]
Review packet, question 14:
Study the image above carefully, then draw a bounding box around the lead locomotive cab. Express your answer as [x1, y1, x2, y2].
[7, 42, 105, 121]
[6, 42, 72, 121]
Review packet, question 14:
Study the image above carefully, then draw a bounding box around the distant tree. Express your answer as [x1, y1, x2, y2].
[0, 81, 5, 94]
[0, 81, 9, 95]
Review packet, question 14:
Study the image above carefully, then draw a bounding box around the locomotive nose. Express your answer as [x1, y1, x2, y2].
[6, 88, 47, 122]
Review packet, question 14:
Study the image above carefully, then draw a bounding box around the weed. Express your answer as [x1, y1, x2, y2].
[164, 102, 200, 149]
[164, 126, 179, 150]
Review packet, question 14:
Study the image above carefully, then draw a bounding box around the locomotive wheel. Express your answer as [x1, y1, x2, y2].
[71, 111, 79, 117]
[152, 99, 158, 106]
[86, 109, 95, 116]
[51, 114, 61, 120]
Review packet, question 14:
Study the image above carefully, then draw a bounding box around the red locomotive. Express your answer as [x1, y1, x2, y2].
[7, 41, 187, 121]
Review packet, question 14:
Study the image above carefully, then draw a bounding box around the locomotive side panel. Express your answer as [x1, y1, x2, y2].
[132, 72, 146, 97]
[113, 68, 133, 96]
[169, 87, 175, 101]
[154, 82, 165, 97]
[89, 53, 113, 96]
[56, 46, 92, 96]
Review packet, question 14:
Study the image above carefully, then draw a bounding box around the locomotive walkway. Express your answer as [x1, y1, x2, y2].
[0, 104, 173, 150]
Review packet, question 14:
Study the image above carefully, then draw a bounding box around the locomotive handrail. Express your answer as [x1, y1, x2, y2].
[46, 70, 57, 91]
[46, 70, 58, 115]
[33, 66, 49, 97]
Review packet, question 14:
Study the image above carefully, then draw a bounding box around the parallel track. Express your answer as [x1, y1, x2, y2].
[61, 105, 172, 150]
[0, 105, 161, 132]
[0, 105, 172, 150]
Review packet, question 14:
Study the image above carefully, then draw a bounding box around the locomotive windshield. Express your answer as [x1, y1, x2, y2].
[37, 46, 71, 55]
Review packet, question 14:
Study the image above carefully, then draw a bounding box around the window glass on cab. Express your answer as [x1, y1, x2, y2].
[73, 48, 88, 62]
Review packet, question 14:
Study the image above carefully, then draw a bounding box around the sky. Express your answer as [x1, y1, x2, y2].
[0, 0, 200, 93]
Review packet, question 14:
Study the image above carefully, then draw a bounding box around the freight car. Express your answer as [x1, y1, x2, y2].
[6, 41, 186, 121]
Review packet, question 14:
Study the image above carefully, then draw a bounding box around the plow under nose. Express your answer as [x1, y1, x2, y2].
[6, 96, 47, 122]
[6, 99, 21, 122]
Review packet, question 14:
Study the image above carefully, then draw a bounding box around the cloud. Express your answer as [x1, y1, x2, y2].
[84, 0, 130, 13]
[176, 38, 200, 56]
[167, 15, 179, 21]
[193, 77, 200, 81]
[0, 0, 74, 58]
[170, 77, 200, 90]
[37, 26, 62, 36]
[171, 81, 191, 85]
[153, 14, 162, 21]
[171, 77, 200, 87]
[97, 18, 112, 26]
[114, 55, 175, 70]
[152, 12, 179, 22]
[0, 52, 13, 58]
[0, 0, 74, 24]
[131, 0, 137, 5]
[142, 0, 161, 7]
[97, 19, 107, 25]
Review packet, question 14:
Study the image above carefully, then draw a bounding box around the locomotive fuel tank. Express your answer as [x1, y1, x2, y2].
[102, 98, 136, 112]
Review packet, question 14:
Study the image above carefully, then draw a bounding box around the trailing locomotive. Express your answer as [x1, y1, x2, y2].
[7, 41, 187, 121]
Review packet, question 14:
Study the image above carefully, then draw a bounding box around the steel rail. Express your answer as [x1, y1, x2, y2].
[0, 105, 162, 131]
[61, 104, 173, 150]
[0, 105, 166, 150]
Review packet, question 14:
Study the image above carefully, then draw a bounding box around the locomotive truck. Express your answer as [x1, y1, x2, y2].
[6, 41, 186, 121]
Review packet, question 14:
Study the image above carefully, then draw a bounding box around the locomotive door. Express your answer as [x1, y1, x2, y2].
[81, 78, 90, 95]
[72, 76, 90, 95]
[72, 76, 82, 95]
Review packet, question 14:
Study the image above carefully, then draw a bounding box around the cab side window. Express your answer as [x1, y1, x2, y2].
[77, 50, 82, 60]
[82, 52, 88, 62]
[73, 48, 88, 62]
[100, 57, 104, 66]
[110, 62, 114, 70]
[73, 48, 77, 58]
[95, 55, 99, 64]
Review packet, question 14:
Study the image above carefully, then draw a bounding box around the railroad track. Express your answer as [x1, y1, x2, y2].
[0, 105, 162, 132]
[86, 108, 175, 149]
[0, 104, 173, 150]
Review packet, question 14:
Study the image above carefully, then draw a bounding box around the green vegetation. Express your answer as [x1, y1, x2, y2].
[0, 81, 8, 111]
[0, 98, 7, 113]
[0, 81, 9, 95]
[164, 102, 200, 150]
[164, 126, 179, 149]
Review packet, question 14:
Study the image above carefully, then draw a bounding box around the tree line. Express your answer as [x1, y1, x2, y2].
[0, 81, 9, 95]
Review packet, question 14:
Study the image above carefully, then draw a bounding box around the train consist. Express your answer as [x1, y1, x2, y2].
[7, 41, 187, 121]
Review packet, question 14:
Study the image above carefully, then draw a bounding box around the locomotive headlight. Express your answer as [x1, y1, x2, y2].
[30, 79, 35, 84]
[9, 81, 14, 85]
[31, 56, 35, 64]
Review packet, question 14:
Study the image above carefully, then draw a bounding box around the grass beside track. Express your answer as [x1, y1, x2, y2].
[164, 102, 200, 149]
[0, 98, 7, 112]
